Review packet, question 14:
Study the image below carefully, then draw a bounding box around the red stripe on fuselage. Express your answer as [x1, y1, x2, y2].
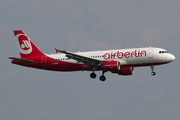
[11, 55, 170, 72]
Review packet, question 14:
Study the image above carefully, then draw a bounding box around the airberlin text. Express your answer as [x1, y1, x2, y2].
[103, 49, 146, 60]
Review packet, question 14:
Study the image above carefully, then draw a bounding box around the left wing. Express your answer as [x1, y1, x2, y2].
[55, 48, 103, 67]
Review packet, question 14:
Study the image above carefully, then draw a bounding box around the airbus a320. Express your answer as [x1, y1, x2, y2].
[9, 30, 175, 81]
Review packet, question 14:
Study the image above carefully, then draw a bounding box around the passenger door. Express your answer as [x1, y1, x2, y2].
[148, 48, 153, 58]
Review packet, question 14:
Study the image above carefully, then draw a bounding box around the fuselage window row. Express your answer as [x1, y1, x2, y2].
[52, 52, 148, 61]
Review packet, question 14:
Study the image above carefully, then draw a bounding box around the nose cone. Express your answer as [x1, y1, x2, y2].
[169, 54, 175, 62]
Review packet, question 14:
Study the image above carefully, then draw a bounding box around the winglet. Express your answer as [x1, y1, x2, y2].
[55, 48, 60, 53]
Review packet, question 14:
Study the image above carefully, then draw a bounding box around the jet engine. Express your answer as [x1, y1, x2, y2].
[117, 67, 134, 75]
[102, 61, 120, 71]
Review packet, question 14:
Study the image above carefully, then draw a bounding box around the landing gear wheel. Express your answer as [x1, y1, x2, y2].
[99, 75, 106, 81]
[90, 72, 96, 79]
[150, 65, 156, 76]
[151, 72, 156, 76]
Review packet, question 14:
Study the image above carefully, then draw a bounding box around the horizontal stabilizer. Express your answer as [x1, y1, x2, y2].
[8, 57, 33, 62]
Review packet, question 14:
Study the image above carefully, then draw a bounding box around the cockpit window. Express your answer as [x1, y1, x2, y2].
[159, 51, 168, 54]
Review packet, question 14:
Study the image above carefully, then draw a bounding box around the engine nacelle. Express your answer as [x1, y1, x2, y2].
[102, 61, 120, 71]
[117, 67, 134, 76]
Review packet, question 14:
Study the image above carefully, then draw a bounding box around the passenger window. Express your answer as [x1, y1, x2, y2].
[159, 51, 161, 54]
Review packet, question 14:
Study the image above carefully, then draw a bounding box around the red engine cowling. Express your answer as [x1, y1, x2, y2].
[103, 61, 120, 71]
[118, 67, 134, 76]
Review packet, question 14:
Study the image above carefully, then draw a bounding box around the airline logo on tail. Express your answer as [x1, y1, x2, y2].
[16, 34, 32, 54]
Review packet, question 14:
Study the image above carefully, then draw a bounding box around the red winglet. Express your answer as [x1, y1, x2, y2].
[55, 48, 60, 53]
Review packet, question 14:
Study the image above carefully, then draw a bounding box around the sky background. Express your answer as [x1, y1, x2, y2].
[0, 0, 180, 120]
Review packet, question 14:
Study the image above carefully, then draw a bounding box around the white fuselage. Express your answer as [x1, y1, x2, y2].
[46, 47, 175, 67]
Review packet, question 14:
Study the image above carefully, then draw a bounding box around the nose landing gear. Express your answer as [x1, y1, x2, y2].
[151, 65, 156, 76]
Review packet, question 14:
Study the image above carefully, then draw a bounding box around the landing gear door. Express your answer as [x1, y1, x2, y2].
[41, 56, 47, 66]
[148, 48, 153, 58]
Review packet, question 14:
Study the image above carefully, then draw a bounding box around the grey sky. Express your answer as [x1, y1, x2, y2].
[0, 0, 180, 120]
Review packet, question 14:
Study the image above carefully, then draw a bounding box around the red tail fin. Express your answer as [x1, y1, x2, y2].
[14, 30, 44, 58]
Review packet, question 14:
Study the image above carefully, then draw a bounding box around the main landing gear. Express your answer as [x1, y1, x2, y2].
[99, 71, 106, 81]
[90, 72, 96, 79]
[151, 65, 156, 76]
[90, 71, 107, 81]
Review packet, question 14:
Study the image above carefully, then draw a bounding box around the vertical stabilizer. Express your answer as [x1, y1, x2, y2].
[14, 30, 44, 58]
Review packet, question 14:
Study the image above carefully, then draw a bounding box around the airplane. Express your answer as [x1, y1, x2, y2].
[9, 30, 175, 81]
